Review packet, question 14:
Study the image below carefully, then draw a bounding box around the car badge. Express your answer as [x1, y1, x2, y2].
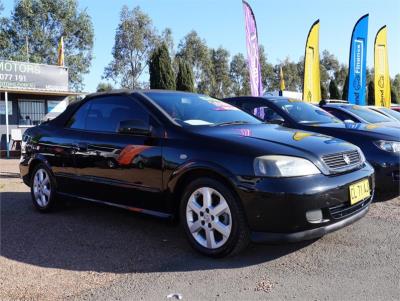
[343, 154, 351, 165]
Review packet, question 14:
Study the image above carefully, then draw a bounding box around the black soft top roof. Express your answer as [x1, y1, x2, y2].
[49, 89, 134, 127]
[48, 89, 192, 127]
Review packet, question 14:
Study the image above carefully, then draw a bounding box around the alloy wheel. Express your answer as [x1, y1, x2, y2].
[186, 187, 232, 249]
[33, 168, 51, 208]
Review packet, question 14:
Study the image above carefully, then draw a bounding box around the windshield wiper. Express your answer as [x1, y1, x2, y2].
[213, 121, 251, 126]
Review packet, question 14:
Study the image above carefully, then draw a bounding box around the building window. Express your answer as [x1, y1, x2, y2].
[18, 99, 46, 126]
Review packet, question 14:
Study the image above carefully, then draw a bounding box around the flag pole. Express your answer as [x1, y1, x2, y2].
[26, 36, 29, 62]
[5, 91, 9, 158]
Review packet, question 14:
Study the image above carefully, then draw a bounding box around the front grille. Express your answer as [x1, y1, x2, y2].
[329, 197, 371, 220]
[322, 150, 362, 172]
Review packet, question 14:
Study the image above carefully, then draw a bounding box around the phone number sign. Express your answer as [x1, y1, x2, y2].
[0, 60, 69, 91]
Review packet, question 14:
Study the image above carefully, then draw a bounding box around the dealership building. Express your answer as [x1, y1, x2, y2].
[0, 60, 82, 157]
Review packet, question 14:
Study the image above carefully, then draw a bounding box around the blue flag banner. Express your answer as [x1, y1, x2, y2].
[348, 14, 369, 105]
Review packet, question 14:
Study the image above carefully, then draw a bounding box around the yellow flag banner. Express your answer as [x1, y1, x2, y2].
[57, 36, 65, 66]
[303, 20, 321, 103]
[279, 66, 286, 91]
[374, 26, 391, 107]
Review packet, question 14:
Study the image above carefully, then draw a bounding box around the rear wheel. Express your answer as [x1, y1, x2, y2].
[180, 178, 250, 257]
[30, 164, 58, 212]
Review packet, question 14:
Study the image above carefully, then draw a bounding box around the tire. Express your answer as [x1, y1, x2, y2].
[180, 177, 250, 257]
[30, 163, 58, 212]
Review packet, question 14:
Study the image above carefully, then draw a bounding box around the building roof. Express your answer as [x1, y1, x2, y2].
[0, 87, 85, 96]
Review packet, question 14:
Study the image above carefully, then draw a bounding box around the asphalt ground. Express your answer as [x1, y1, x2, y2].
[1, 159, 399, 300]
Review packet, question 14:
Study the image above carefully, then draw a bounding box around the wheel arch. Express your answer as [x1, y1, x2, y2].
[168, 162, 241, 217]
[28, 155, 55, 185]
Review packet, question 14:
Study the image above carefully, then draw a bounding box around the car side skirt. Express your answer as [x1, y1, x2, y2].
[57, 192, 173, 219]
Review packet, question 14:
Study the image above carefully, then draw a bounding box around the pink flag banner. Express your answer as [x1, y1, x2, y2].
[243, 1, 263, 117]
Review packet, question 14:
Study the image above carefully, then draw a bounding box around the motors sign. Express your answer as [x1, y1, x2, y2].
[0, 60, 68, 91]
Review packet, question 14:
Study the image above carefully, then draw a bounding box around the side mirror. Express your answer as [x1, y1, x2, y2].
[118, 119, 151, 136]
[343, 119, 355, 124]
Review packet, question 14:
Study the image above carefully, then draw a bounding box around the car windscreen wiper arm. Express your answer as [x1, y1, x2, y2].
[213, 121, 251, 126]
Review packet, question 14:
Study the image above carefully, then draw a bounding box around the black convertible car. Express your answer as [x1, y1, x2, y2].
[224, 96, 399, 197]
[20, 90, 374, 257]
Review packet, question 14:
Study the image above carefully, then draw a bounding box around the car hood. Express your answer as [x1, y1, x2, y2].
[308, 122, 400, 139]
[195, 124, 357, 157]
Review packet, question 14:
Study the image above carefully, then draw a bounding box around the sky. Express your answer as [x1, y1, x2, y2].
[1, 0, 399, 92]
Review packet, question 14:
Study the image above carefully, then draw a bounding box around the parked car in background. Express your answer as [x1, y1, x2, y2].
[391, 104, 400, 113]
[368, 106, 400, 122]
[20, 90, 374, 257]
[319, 101, 400, 128]
[224, 96, 399, 198]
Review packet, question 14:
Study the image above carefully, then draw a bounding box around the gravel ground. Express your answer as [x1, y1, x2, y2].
[1, 159, 399, 301]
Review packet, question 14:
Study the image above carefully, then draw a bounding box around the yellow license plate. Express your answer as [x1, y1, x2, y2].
[349, 179, 370, 205]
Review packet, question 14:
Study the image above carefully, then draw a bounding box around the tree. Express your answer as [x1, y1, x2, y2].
[259, 45, 277, 91]
[367, 80, 374, 105]
[160, 28, 174, 59]
[229, 53, 250, 96]
[176, 59, 194, 92]
[149, 42, 175, 90]
[320, 50, 340, 86]
[96, 82, 113, 92]
[342, 75, 349, 100]
[321, 83, 328, 100]
[1, 0, 94, 90]
[104, 6, 158, 89]
[321, 50, 340, 75]
[0, 0, 11, 52]
[210, 47, 231, 98]
[334, 64, 348, 96]
[391, 90, 397, 104]
[366, 67, 374, 85]
[329, 79, 340, 99]
[277, 57, 302, 92]
[392, 74, 400, 104]
[176, 31, 214, 94]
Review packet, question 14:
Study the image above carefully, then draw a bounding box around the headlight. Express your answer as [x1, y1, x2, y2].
[374, 140, 400, 153]
[254, 155, 321, 177]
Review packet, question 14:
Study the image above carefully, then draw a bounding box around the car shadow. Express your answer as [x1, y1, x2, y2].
[1, 192, 314, 274]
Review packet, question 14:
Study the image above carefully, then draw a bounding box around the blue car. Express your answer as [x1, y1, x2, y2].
[320, 102, 400, 128]
[224, 96, 400, 198]
[368, 106, 400, 122]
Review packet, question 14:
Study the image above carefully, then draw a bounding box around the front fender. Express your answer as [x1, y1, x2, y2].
[166, 160, 240, 194]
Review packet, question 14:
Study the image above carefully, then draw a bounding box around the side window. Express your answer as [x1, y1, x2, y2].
[67, 101, 90, 129]
[324, 108, 357, 122]
[243, 103, 283, 123]
[67, 96, 150, 133]
[261, 106, 284, 123]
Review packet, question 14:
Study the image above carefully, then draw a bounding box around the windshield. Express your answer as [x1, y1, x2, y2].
[343, 105, 393, 123]
[379, 107, 400, 121]
[144, 92, 261, 126]
[273, 99, 341, 124]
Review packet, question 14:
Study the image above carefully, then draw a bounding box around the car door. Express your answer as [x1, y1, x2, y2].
[64, 95, 165, 212]
[32, 124, 80, 193]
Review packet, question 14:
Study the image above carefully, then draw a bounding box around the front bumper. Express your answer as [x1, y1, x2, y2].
[370, 159, 399, 195]
[235, 163, 374, 242]
[251, 199, 370, 243]
[19, 156, 31, 186]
